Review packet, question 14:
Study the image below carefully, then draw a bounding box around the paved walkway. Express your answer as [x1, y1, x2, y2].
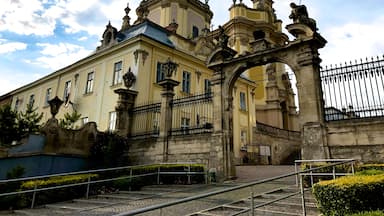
[0, 166, 300, 216]
[235, 165, 296, 183]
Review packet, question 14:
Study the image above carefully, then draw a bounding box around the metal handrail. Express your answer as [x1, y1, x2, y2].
[294, 158, 356, 186]
[0, 162, 206, 209]
[115, 159, 357, 216]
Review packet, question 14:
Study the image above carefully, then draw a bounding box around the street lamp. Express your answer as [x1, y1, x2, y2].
[161, 58, 178, 78]
[48, 96, 63, 119]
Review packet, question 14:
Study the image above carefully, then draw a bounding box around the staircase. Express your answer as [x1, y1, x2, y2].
[188, 186, 320, 216]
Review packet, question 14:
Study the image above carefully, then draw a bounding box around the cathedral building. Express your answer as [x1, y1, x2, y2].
[0, 0, 298, 164]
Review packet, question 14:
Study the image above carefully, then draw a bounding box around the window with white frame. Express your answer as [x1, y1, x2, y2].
[108, 111, 117, 131]
[45, 88, 52, 106]
[85, 72, 94, 94]
[240, 92, 247, 111]
[182, 71, 191, 93]
[63, 80, 71, 102]
[113, 61, 123, 85]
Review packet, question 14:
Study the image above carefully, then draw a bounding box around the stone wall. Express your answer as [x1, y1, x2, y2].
[127, 133, 213, 167]
[326, 119, 384, 163]
[249, 124, 301, 165]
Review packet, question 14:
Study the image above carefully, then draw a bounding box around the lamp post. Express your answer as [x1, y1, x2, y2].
[48, 96, 64, 119]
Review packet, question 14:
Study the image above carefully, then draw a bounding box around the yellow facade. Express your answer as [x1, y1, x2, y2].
[2, 0, 298, 164]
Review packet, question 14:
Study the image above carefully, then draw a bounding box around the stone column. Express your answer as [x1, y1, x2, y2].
[295, 45, 330, 160]
[114, 89, 138, 137]
[158, 79, 179, 162]
[210, 71, 236, 181]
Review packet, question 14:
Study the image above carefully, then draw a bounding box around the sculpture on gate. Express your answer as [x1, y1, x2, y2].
[289, 2, 317, 32]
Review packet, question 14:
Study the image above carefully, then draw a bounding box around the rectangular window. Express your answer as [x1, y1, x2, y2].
[113, 61, 123, 85]
[240, 130, 247, 145]
[45, 88, 52, 106]
[85, 72, 94, 93]
[181, 117, 190, 134]
[81, 117, 89, 125]
[240, 92, 247, 111]
[192, 26, 199, 38]
[14, 98, 20, 111]
[204, 79, 211, 94]
[156, 62, 165, 83]
[29, 94, 35, 107]
[182, 71, 191, 93]
[108, 111, 117, 131]
[63, 80, 71, 102]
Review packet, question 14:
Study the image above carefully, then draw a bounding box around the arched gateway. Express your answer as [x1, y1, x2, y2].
[207, 17, 328, 179]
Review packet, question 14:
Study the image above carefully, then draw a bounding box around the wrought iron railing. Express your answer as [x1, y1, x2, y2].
[171, 92, 213, 136]
[321, 55, 384, 121]
[255, 121, 301, 140]
[0, 163, 206, 209]
[130, 101, 161, 138]
[115, 159, 357, 216]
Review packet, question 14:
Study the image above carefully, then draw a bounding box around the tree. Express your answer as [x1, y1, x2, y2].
[0, 104, 19, 145]
[59, 111, 81, 129]
[18, 103, 44, 137]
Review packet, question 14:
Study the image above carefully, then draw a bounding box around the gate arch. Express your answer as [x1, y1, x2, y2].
[207, 22, 328, 179]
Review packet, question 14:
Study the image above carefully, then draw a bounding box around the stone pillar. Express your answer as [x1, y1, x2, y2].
[210, 71, 236, 181]
[114, 89, 138, 137]
[158, 79, 179, 162]
[295, 45, 330, 160]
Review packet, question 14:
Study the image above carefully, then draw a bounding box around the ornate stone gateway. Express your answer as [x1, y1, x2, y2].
[207, 4, 328, 179]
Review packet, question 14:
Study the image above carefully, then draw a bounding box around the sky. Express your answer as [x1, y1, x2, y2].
[0, 0, 383, 95]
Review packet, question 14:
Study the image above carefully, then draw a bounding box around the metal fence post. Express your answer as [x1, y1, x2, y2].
[31, 184, 37, 209]
[295, 161, 299, 186]
[332, 166, 336, 180]
[250, 191, 254, 216]
[309, 164, 313, 187]
[351, 161, 355, 175]
[129, 168, 133, 191]
[86, 175, 91, 199]
[157, 166, 161, 185]
[300, 174, 307, 216]
[187, 164, 191, 185]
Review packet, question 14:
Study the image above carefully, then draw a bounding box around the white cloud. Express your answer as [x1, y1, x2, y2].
[321, 16, 384, 65]
[27, 42, 93, 70]
[0, 0, 56, 36]
[78, 36, 88, 41]
[0, 40, 27, 54]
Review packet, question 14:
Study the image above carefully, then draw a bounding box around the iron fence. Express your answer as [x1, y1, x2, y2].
[321, 55, 384, 121]
[171, 92, 213, 136]
[130, 101, 161, 138]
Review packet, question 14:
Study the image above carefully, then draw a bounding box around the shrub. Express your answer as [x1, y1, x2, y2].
[313, 174, 384, 216]
[356, 169, 384, 176]
[348, 211, 384, 216]
[301, 162, 352, 186]
[19, 174, 98, 208]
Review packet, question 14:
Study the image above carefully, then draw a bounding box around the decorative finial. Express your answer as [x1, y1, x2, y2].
[121, 2, 131, 31]
[123, 67, 136, 89]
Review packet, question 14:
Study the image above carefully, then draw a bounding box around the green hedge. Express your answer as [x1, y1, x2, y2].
[0, 163, 205, 210]
[0, 174, 97, 210]
[313, 174, 384, 216]
[348, 211, 384, 216]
